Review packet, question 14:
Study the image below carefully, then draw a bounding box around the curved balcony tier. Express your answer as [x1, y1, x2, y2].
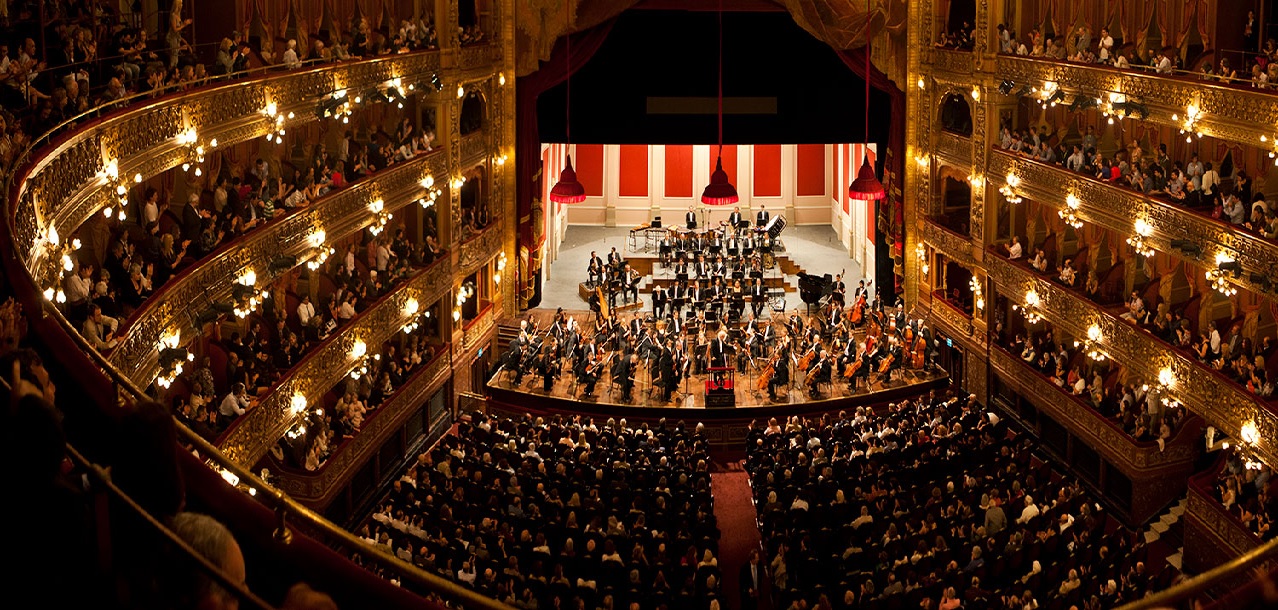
[10, 50, 444, 298]
[985, 251, 1278, 465]
[990, 150, 1277, 298]
[219, 257, 453, 467]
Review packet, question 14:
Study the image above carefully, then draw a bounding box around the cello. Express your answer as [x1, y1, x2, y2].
[757, 351, 780, 391]
[878, 339, 897, 374]
[847, 294, 866, 326]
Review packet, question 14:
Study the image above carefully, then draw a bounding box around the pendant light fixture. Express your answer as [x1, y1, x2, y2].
[701, 0, 739, 206]
[549, 5, 586, 204]
[848, 0, 886, 202]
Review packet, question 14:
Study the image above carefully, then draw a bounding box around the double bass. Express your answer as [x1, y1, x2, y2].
[912, 334, 927, 369]
[847, 294, 867, 326]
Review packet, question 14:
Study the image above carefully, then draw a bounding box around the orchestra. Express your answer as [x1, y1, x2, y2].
[496, 285, 939, 406]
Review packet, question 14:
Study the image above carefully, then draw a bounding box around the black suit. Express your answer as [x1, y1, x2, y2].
[710, 338, 730, 368]
[729, 211, 742, 228]
[756, 209, 770, 226]
[686, 210, 697, 229]
[739, 561, 762, 610]
[181, 203, 203, 244]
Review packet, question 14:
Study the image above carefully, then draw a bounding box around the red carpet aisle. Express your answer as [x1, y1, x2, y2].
[711, 458, 771, 610]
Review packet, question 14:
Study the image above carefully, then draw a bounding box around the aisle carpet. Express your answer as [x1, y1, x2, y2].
[710, 458, 771, 610]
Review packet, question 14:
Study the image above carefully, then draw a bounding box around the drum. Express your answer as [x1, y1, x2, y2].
[765, 214, 787, 239]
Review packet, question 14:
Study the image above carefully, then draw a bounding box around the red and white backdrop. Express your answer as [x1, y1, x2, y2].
[541, 142, 878, 278]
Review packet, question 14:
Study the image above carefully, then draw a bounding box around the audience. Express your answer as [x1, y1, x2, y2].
[746, 388, 1173, 610]
[1213, 451, 1276, 541]
[353, 413, 722, 609]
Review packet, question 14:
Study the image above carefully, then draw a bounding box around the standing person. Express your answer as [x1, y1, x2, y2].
[739, 549, 763, 610]
[685, 205, 697, 229]
[756, 204, 770, 227]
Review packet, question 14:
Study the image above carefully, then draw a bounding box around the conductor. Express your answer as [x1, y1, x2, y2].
[710, 330, 732, 369]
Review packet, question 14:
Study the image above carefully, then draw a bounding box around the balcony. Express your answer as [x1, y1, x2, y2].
[989, 345, 1198, 522]
[459, 130, 489, 167]
[985, 251, 1278, 465]
[1184, 457, 1265, 576]
[922, 217, 977, 266]
[934, 130, 972, 167]
[996, 55, 1278, 148]
[989, 150, 1276, 298]
[219, 258, 453, 467]
[10, 50, 444, 295]
[931, 48, 975, 76]
[106, 151, 448, 385]
[459, 42, 499, 74]
[271, 346, 453, 507]
[457, 221, 503, 278]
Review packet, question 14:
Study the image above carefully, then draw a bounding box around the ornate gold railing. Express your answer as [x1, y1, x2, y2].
[459, 130, 488, 166]
[459, 42, 499, 73]
[11, 51, 444, 298]
[986, 253, 1278, 465]
[932, 49, 975, 75]
[219, 259, 453, 467]
[922, 217, 978, 267]
[457, 221, 503, 278]
[462, 302, 497, 350]
[107, 152, 448, 385]
[272, 347, 453, 506]
[989, 345, 1196, 469]
[934, 130, 972, 167]
[990, 150, 1276, 298]
[996, 55, 1278, 148]
[929, 293, 975, 338]
[1185, 469, 1264, 566]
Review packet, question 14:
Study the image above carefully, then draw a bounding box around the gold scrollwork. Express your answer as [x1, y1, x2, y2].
[219, 258, 453, 467]
[458, 222, 503, 278]
[933, 49, 976, 75]
[923, 218, 978, 267]
[985, 255, 1278, 465]
[934, 131, 971, 166]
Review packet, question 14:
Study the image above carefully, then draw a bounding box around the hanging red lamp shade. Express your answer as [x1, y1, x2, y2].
[701, 155, 739, 206]
[549, 154, 587, 204]
[848, 154, 885, 201]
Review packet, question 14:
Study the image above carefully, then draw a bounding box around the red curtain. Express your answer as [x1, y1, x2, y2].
[515, 20, 618, 249]
[836, 47, 906, 257]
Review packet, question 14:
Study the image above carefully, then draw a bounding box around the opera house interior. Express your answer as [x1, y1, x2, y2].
[4, 0, 1278, 608]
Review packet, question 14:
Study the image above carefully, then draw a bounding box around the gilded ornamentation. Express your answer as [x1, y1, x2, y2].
[458, 222, 503, 278]
[990, 347, 1196, 470]
[922, 218, 977, 267]
[460, 130, 488, 167]
[272, 351, 452, 504]
[933, 49, 976, 75]
[988, 151, 1276, 296]
[1186, 485, 1262, 555]
[219, 259, 453, 467]
[16, 51, 445, 290]
[996, 56, 1278, 148]
[969, 92, 988, 243]
[986, 255, 1278, 465]
[934, 131, 971, 166]
[106, 153, 449, 384]
[930, 298, 974, 339]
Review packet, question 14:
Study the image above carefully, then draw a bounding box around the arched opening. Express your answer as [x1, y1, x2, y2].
[945, 0, 977, 41]
[460, 166, 490, 235]
[939, 93, 973, 136]
[932, 169, 971, 235]
[460, 91, 486, 135]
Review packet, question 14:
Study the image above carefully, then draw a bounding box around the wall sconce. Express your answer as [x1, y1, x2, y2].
[263, 101, 293, 143]
[499, 73, 507, 86]
[290, 393, 307, 415]
[1173, 104, 1204, 141]
[1127, 218, 1154, 257]
[457, 85, 466, 98]
[305, 231, 334, 270]
[367, 199, 392, 236]
[998, 173, 1023, 204]
[1073, 324, 1107, 361]
[1057, 193, 1083, 229]
[1158, 366, 1176, 389]
[231, 270, 267, 318]
[453, 308, 462, 322]
[967, 174, 984, 189]
[497, 252, 508, 272]
[419, 175, 442, 208]
[917, 77, 926, 90]
[1237, 421, 1265, 470]
[494, 154, 508, 167]
[451, 176, 465, 191]
[915, 153, 930, 168]
[160, 328, 181, 350]
[97, 158, 137, 220]
[1207, 252, 1239, 297]
[970, 86, 981, 101]
[968, 276, 984, 313]
[402, 298, 422, 334]
[1014, 289, 1043, 324]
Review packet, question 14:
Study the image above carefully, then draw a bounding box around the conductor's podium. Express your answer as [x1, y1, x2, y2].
[705, 366, 736, 408]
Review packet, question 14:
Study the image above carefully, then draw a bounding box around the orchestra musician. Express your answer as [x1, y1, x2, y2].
[652, 284, 668, 317]
[756, 204, 770, 227]
[622, 264, 641, 304]
[729, 206, 743, 228]
[806, 348, 831, 398]
[616, 353, 637, 401]
[831, 273, 846, 308]
[587, 251, 605, 288]
[657, 341, 677, 402]
[686, 205, 698, 229]
[502, 340, 525, 385]
[537, 344, 558, 392]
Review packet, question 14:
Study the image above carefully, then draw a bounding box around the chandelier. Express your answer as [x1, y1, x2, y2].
[1127, 218, 1154, 257]
[1058, 193, 1083, 229]
[999, 173, 1022, 204]
[1013, 289, 1043, 324]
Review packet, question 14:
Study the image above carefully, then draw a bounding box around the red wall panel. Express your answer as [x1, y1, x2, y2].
[618, 145, 649, 197]
[574, 144, 605, 197]
[664, 145, 693, 198]
[796, 144, 826, 197]
[710, 145, 738, 188]
[752, 145, 782, 197]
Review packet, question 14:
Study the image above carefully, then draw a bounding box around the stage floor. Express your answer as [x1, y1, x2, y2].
[540, 225, 864, 313]
[489, 308, 946, 409]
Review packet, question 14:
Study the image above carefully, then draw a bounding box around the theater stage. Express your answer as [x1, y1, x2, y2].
[539, 224, 867, 314]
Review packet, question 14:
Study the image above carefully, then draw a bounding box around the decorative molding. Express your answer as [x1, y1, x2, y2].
[459, 130, 487, 167]
[463, 306, 496, 351]
[933, 49, 976, 76]
[272, 350, 452, 505]
[219, 259, 453, 467]
[1186, 482, 1262, 557]
[457, 222, 502, 278]
[14, 51, 445, 290]
[922, 218, 978, 267]
[934, 131, 972, 166]
[930, 297, 975, 339]
[459, 43, 498, 73]
[989, 151, 1276, 298]
[989, 346, 1195, 471]
[106, 153, 448, 385]
[996, 56, 1278, 148]
[986, 254, 1278, 465]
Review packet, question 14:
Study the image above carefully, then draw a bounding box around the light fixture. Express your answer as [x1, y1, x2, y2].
[290, 393, 308, 415]
[1207, 252, 1239, 296]
[969, 276, 984, 313]
[971, 86, 981, 101]
[418, 175, 442, 208]
[967, 174, 984, 189]
[452, 308, 462, 321]
[1074, 324, 1107, 361]
[305, 230, 334, 270]
[999, 173, 1022, 204]
[1059, 193, 1083, 229]
[916, 77, 926, 89]
[96, 158, 130, 220]
[1236, 421, 1265, 470]
[231, 270, 267, 318]
[1016, 289, 1043, 324]
[367, 199, 392, 236]
[350, 339, 367, 359]
[404, 297, 419, 316]
[1158, 367, 1176, 389]
[1127, 218, 1154, 257]
[915, 153, 930, 168]
[499, 73, 507, 86]
[1172, 104, 1204, 142]
[848, 0, 885, 203]
[457, 85, 465, 98]
[702, 0, 740, 206]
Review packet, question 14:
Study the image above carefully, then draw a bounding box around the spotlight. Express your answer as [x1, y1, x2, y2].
[998, 80, 1015, 95]
[1015, 85, 1033, 97]
[1169, 239, 1201, 256]
[1250, 273, 1273, 290]
[1218, 260, 1242, 275]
